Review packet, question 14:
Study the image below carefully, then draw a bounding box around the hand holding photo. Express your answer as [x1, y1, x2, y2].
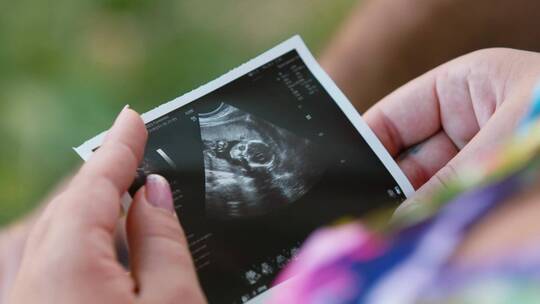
[75, 36, 413, 304]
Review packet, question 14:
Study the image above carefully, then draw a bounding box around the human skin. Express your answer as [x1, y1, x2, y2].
[4, 1, 540, 299]
[7, 108, 206, 304]
[0, 177, 131, 304]
[321, 0, 540, 113]
[0, 188, 59, 304]
[5, 49, 540, 303]
[364, 48, 540, 206]
[362, 47, 540, 262]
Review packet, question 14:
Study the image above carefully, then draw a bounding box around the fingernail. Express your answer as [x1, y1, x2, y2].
[117, 104, 130, 118]
[145, 174, 175, 213]
[110, 104, 131, 127]
[105, 105, 132, 143]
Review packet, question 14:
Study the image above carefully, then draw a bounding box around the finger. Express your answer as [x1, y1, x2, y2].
[10, 108, 147, 302]
[364, 71, 442, 156]
[397, 93, 533, 215]
[126, 175, 205, 304]
[58, 107, 148, 232]
[75, 106, 147, 198]
[363, 52, 494, 157]
[397, 131, 458, 189]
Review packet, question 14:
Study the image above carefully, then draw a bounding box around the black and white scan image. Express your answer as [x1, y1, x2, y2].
[79, 42, 410, 304]
[199, 103, 324, 219]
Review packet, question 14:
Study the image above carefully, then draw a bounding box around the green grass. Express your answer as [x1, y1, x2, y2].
[0, 0, 356, 226]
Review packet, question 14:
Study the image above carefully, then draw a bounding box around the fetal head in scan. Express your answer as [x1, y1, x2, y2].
[199, 103, 325, 219]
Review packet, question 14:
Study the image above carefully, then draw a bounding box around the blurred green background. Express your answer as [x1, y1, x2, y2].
[0, 0, 356, 226]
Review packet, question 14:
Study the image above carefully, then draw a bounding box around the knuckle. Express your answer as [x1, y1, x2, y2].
[466, 48, 513, 62]
[111, 140, 140, 170]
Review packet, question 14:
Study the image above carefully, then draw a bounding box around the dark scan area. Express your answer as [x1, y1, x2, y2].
[129, 50, 406, 304]
[200, 103, 324, 219]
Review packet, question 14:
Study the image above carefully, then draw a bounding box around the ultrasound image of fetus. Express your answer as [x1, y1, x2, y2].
[199, 103, 325, 219]
[210, 140, 275, 172]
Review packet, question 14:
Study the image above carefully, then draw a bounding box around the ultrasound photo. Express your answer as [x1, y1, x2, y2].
[199, 103, 324, 219]
[76, 36, 412, 304]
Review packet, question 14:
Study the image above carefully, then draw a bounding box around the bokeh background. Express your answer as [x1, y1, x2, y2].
[0, 0, 356, 226]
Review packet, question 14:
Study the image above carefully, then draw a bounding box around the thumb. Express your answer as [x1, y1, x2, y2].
[126, 174, 206, 304]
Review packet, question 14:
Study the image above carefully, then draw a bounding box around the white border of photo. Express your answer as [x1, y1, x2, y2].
[74, 35, 413, 196]
[74, 35, 414, 303]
